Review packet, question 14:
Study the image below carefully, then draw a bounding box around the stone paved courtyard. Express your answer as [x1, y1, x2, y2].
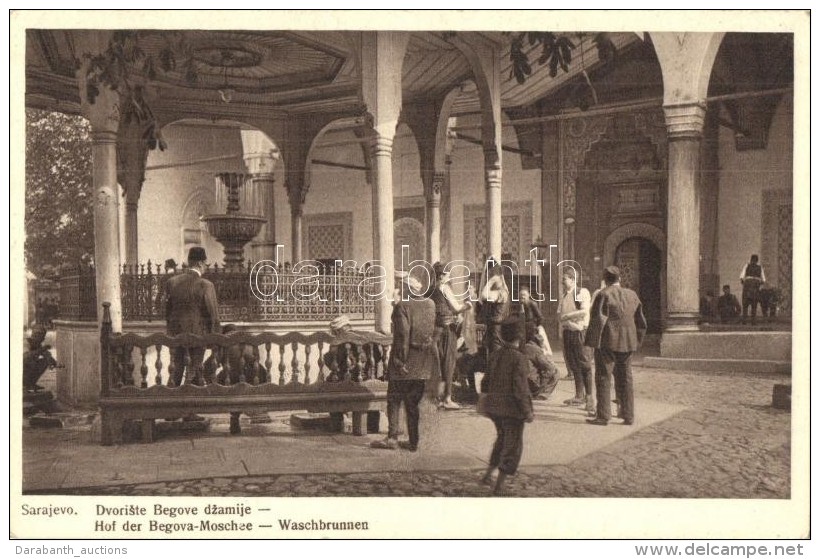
[23, 366, 791, 499]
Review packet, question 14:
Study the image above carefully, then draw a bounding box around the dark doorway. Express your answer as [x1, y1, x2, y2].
[615, 237, 662, 333]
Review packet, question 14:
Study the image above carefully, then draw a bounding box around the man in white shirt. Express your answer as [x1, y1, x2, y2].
[559, 268, 594, 414]
[739, 254, 766, 325]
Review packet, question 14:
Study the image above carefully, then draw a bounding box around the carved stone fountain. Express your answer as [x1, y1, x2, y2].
[201, 172, 266, 269]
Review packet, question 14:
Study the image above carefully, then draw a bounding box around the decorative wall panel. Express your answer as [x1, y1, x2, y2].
[304, 211, 353, 262]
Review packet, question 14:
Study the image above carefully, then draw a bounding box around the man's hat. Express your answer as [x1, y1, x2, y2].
[603, 265, 621, 283]
[433, 261, 448, 277]
[187, 247, 207, 263]
[329, 315, 351, 334]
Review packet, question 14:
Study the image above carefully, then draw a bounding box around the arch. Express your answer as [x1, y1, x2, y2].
[650, 32, 725, 105]
[305, 115, 370, 188]
[603, 222, 665, 268]
[449, 35, 503, 168]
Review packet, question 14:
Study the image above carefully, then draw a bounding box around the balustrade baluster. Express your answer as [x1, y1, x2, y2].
[238, 344, 247, 383]
[125, 346, 135, 386]
[250, 346, 261, 385]
[209, 345, 221, 385]
[381, 344, 391, 380]
[183, 347, 191, 385]
[115, 347, 126, 388]
[316, 340, 325, 383]
[278, 344, 286, 385]
[167, 356, 177, 388]
[290, 341, 300, 384]
[221, 346, 232, 385]
[304, 343, 312, 385]
[139, 347, 148, 388]
[264, 342, 272, 384]
[154, 344, 163, 385]
[365, 343, 374, 380]
[356, 347, 367, 382]
[193, 351, 205, 386]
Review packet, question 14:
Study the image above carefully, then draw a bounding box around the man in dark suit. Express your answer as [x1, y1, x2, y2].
[584, 266, 647, 426]
[165, 247, 220, 387]
[371, 273, 440, 452]
[478, 316, 534, 496]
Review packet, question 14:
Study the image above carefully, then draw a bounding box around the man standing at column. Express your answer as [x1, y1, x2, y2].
[371, 274, 439, 452]
[430, 262, 472, 410]
[558, 268, 594, 414]
[585, 266, 647, 427]
[740, 254, 766, 325]
[165, 247, 220, 387]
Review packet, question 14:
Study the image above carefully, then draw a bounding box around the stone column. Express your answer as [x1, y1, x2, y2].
[441, 153, 453, 262]
[371, 134, 396, 333]
[242, 130, 280, 262]
[124, 189, 139, 268]
[485, 164, 503, 260]
[92, 128, 122, 331]
[425, 172, 444, 263]
[290, 205, 303, 263]
[664, 103, 706, 332]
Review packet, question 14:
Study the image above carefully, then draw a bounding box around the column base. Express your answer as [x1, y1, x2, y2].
[664, 312, 701, 332]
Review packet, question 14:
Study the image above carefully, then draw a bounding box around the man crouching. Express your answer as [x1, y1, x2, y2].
[479, 317, 534, 496]
[371, 273, 440, 452]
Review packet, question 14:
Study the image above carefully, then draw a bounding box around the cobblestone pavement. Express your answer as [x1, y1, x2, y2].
[36, 367, 791, 498]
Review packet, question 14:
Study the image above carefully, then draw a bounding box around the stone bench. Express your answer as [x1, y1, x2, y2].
[98, 303, 391, 445]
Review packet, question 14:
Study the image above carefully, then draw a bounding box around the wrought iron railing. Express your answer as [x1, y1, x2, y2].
[58, 267, 97, 321]
[60, 262, 376, 323]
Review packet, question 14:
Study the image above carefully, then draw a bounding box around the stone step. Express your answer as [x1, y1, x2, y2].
[28, 411, 97, 428]
[643, 356, 790, 374]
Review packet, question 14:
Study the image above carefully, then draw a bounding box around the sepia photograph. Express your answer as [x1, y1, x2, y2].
[10, 9, 810, 541]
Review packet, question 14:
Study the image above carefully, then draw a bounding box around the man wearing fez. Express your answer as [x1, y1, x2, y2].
[430, 261, 472, 410]
[371, 273, 439, 452]
[165, 247, 220, 388]
[740, 254, 766, 325]
[584, 266, 647, 427]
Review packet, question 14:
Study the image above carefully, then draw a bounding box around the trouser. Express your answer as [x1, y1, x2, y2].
[488, 416, 526, 475]
[170, 347, 206, 387]
[387, 379, 426, 447]
[529, 361, 559, 400]
[484, 324, 504, 357]
[563, 329, 593, 398]
[436, 323, 458, 400]
[594, 348, 634, 422]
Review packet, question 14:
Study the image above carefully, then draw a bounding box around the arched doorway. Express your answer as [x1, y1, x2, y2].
[614, 237, 663, 333]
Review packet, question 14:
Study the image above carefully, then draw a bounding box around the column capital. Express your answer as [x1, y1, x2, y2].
[664, 102, 707, 140]
[370, 135, 394, 157]
[424, 171, 445, 203]
[485, 167, 502, 189]
[251, 172, 276, 183]
[243, 151, 280, 176]
[91, 130, 118, 145]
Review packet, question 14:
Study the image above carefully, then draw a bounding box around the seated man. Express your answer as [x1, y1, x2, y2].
[758, 284, 781, 319]
[23, 325, 57, 392]
[717, 284, 742, 323]
[324, 315, 384, 382]
[521, 327, 559, 401]
[203, 324, 268, 435]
